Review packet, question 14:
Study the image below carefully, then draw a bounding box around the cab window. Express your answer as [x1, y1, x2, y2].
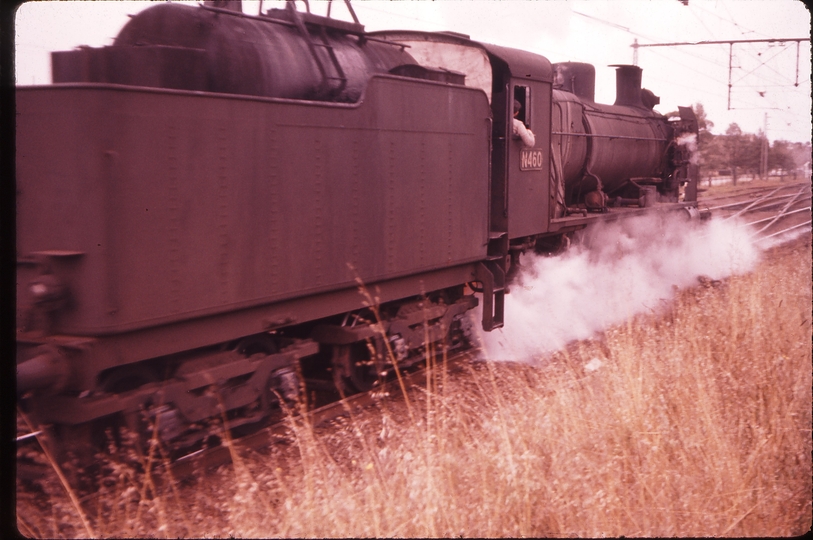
[514, 86, 531, 128]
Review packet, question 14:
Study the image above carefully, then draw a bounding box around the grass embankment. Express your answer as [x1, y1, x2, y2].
[17, 237, 812, 538]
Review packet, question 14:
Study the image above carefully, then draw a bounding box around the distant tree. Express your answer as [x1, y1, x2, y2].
[692, 102, 714, 134]
[665, 103, 713, 136]
[724, 123, 743, 185]
[666, 105, 807, 185]
[672, 103, 723, 181]
[790, 141, 811, 169]
[741, 132, 763, 178]
[769, 140, 796, 179]
[771, 140, 813, 180]
[699, 134, 726, 178]
[716, 123, 763, 184]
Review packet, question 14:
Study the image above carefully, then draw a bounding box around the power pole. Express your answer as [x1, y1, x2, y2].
[728, 43, 733, 110]
[761, 113, 769, 180]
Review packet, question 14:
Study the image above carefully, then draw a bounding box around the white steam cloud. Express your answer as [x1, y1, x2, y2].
[676, 133, 699, 166]
[479, 214, 760, 362]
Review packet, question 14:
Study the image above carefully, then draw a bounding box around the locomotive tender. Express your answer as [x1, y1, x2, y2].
[16, 0, 700, 452]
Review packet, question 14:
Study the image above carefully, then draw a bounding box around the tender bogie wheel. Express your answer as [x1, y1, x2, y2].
[51, 422, 99, 491]
[331, 341, 385, 395]
[236, 334, 279, 357]
[236, 334, 289, 415]
[99, 365, 160, 461]
[260, 368, 300, 415]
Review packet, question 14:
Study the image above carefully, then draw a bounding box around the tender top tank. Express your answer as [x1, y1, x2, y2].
[51, 3, 416, 102]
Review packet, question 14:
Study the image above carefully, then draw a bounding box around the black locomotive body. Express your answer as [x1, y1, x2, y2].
[16, 1, 700, 453]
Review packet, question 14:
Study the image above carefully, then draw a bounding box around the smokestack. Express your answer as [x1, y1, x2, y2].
[612, 64, 643, 108]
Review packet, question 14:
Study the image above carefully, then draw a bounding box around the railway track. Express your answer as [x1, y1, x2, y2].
[168, 353, 472, 479]
[17, 348, 475, 490]
[699, 180, 812, 242]
[698, 180, 809, 204]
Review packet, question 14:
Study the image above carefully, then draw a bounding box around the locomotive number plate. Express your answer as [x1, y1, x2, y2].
[520, 149, 544, 171]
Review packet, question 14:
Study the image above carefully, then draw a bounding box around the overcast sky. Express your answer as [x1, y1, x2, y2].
[14, 0, 812, 142]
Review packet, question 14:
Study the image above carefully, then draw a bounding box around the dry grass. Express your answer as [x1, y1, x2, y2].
[17, 236, 812, 538]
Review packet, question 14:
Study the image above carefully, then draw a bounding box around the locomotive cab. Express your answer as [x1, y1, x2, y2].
[482, 44, 554, 243]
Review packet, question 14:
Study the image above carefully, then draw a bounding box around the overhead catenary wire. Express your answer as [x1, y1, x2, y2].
[549, 4, 808, 142]
[694, 0, 777, 42]
[633, 37, 809, 112]
[574, 8, 743, 74]
[731, 42, 798, 86]
[572, 4, 808, 123]
[339, 1, 811, 121]
[338, 1, 810, 141]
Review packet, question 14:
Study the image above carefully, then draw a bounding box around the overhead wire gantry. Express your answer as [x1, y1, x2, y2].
[631, 37, 810, 109]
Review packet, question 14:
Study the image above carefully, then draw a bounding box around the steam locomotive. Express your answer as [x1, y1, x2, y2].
[16, 0, 700, 455]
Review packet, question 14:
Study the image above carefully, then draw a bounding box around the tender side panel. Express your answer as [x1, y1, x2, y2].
[16, 78, 490, 335]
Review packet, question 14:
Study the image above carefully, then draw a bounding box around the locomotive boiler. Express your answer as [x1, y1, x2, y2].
[550, 61, 697, 212]
[16, 0, 700, 459]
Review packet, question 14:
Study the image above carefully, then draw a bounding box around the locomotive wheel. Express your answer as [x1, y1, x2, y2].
[100, 365, 160, 460]
[50, 372, 155, 491]
[51, 422, 99, 491]
[331, 341, 385, 395]
[235, 334, 287, 415]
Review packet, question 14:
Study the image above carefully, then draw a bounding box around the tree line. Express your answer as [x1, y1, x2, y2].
[677, 103, 811, 185]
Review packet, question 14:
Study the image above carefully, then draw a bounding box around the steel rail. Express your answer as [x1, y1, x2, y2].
[752, 186, 810, 236]
[722, 186, 784, 220]
[761, 220, 813, 240]
[702, 182, 810, 208]
[737, 196, 812, 218]
[699, 183, 811, 243]
[744, 206, 812, 228]
[708, 188, 811, 212]
[16, 431, 42, 443]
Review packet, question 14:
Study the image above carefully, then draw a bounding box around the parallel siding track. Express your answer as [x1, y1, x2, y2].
[700, 181, 812, 242]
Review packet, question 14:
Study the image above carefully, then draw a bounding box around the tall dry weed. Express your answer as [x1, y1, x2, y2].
[17, 238, 811, 537]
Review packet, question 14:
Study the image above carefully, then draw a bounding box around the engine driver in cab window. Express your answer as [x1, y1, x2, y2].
[512, 88, 535, 147]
